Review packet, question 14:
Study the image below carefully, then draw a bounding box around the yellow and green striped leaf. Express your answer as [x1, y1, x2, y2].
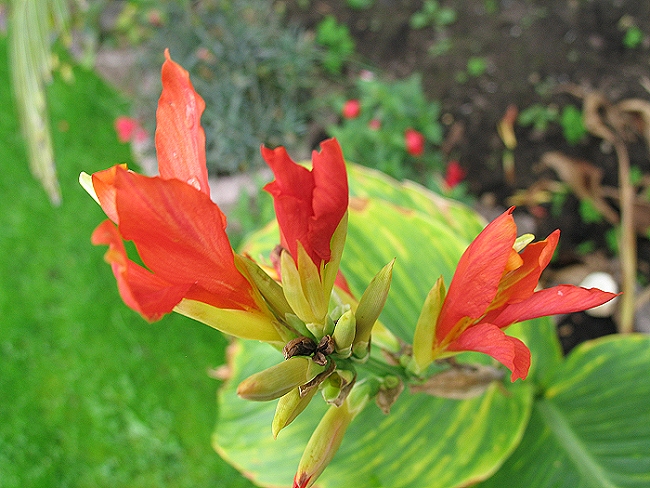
[476, 334, 650, 488]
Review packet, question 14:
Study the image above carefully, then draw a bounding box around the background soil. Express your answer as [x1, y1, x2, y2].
[282, 0, 650, 342]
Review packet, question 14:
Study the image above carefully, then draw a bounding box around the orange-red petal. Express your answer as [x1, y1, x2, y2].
[309, 139, 348, 264]
[435, 208, 517, 340]
[112, 167, 258, 311]
[92, 164, 127, 224]
[92, 220, 191, 321]
[448, 323, 531, 381]
[155, 49, 209, 196]
[490, 284, 619, 328]
[499, 230, 559, 303]
[262, 145, 314, 260]
[262, 139, 348, 267]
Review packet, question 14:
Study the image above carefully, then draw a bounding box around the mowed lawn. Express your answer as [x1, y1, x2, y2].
[0, 35, 254, 488]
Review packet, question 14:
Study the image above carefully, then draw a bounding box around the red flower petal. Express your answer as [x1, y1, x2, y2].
[263, 139, 348, 267]
[92, 164, 126, 224]
[309, 139, 348, 264]
[448, 323, 531, 381]
[482, 230, 560, 321]
[491, 284, 619, 328]
[342, 99, 361, 119]
[155, 49, 209, 196]
[92, 220, 191, 320]
[114, 116, 138, 143]
[262, 145, 314, 260]
[444, 160, 466, 188]
[113, 167, 258, 311]
[436, 208, 517, 340]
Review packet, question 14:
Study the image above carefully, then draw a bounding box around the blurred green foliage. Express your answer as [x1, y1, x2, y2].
[141, 0, 318, 175]
[327, 74, 444, 183]
[315, 15, 356, 74]
[410, 0, 457, 30]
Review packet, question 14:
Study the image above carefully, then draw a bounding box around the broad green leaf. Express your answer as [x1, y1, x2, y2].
[347, 164, 485, 241]
[214, 339, 533, 488]
[344, 197, 469, 341]
[477, 334, 650, 488]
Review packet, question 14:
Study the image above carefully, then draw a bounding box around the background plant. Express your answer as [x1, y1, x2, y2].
[140, 0, 318, 175]
[327, 73, 445, 183]
[315, 15, 356, 75]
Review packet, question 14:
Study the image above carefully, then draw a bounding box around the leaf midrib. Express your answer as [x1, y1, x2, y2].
[536, 398, 619, 488]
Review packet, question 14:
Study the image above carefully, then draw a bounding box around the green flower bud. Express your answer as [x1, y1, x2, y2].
[352, 259, 395, 359]
[272, 387, 318, 438]
[293, 381, 371, 488]
[237, 357, 326, 402]
[409, 276, 446, 375]
[234, 254, 294, 321]
[332, 309, 356, 357]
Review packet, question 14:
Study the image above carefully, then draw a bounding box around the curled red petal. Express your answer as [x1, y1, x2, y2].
[483, 230, 561, 324]
[113, 167, 258, 311]
[436, 208, 517, 340]
[156, 49, 209, 196]
[91, 164, 128, 224]
[262, 139, 348, 267]
[308, 139, 348, 264]
[92, 220, 191, 321]
[448, 323, 531, 381]
[262, 145, 314, 259]
[491, 285, 620, 328]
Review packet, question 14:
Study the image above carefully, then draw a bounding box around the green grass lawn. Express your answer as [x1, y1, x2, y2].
[0, 35, 255, 488]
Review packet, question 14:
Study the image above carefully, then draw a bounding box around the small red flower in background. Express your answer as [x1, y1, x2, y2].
[261, 139, 348, 270]
[368, 118, 381, 130]
[405, 128, 425, 156]
[342, 99, 361, 119]
[428, 207, 618, 381]
[114, 116, 148, 144]
[444, 160, 466, 188]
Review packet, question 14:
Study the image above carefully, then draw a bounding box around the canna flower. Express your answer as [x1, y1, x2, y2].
[405, 128, 425, 156]
[261, 140, 349, 330]
[342, 99, 361, 119]
[262, 139, 348, 269]
[80, 50, 282, 343]
[412, 207, 618, 381]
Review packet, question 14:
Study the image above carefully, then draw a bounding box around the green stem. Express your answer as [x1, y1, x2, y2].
[357, 355, 410, 381]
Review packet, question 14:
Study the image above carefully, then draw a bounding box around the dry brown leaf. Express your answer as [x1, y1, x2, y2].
[539, 151, 620, 225]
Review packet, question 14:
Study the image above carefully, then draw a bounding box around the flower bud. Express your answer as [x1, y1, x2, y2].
[320, 369, 356, 406]
[332, 309, 356, 357]
[237, 357, 326, 402]
[272, 387, 318, 438]
[409, 276, 446, 375]
[293, 382, 372, 488]
[234, 254, 294, 321]
[352, 259, 395, 359]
